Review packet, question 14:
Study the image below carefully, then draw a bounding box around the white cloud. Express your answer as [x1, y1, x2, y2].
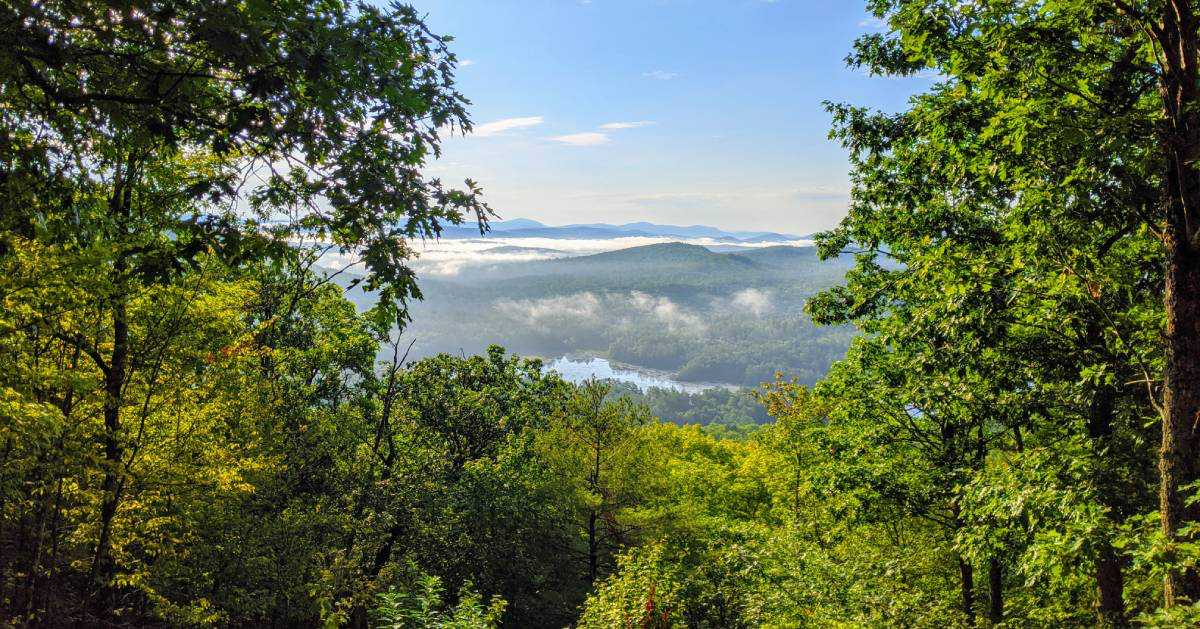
[408, 236, 812, 276]
[600, 121, 655, 130]
[643, 70, 679, 80]
[493, 290, 706, 335]
[550, 132, 610, 146]
[409, 246, 574, 276]
[628, 291, 706, 333]
[458, 59, 476, 67]
[495, 292, 602, 322]
[316, 235, 814, 278]
[473, 116, 544, 137]
[731, 288, 771, 317]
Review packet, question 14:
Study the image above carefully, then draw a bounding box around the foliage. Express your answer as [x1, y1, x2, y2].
[2, 0, 1196, 626]
[575, 545, 682, 629]
[607, 382, 771, 428]
[791, 0, 1190, 625]
[1, 0, 490, 623]
[373, 574, 505, 629]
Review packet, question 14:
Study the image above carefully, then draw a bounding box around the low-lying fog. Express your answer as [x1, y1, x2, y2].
[545, 356, 737, 394]
[320, 234, 815, 277]
[325, 233, 853, 390]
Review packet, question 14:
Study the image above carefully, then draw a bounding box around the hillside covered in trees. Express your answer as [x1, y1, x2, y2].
[363, 242, 857, 388]
[6, 1, 1200, 628]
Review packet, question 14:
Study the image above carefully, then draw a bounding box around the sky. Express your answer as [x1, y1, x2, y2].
[405, 0, 931, 234]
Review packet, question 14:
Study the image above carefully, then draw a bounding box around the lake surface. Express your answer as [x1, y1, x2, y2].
[545, 356, 734, 394]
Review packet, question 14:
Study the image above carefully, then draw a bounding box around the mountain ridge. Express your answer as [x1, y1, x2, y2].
[551, 242, 762, 269]
[436, 218, 810, 242]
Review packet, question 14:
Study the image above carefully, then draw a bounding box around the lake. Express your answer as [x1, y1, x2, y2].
[544, 356, 735, 394]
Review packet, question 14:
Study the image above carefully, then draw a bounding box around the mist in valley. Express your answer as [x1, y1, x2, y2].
[336, 235, 857, 394]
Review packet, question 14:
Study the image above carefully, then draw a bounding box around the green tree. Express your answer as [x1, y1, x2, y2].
[809, 0, 1194, 622]
[0, 0, 486, 621]
[322, 347, 578, 628]
[542, 380, 656, 585]
[373, 573, 506, 629]
[833, 0, 1200, 608]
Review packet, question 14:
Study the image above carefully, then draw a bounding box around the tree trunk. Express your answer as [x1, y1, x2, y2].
[959, 557, 975, 627]
[588, 421, 602, 584]
[1087, 383, 1128, 624]
[89, 160, 135, 612]
[987, 557, 1002, 626]
[1157, 0, 1200, 607]
[588, 510, 598, 584]
[1096, 542, 1128, 627]
[349, 606, 368, 629]
[89, 281, 127, 599]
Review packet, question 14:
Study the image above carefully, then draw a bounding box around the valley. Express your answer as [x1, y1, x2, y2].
[340, 231, 857, 392]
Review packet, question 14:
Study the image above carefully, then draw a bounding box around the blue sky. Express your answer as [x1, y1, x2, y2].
[407, 0, 930, 234]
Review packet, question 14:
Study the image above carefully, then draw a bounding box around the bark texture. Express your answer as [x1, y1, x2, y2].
[1157, 0, 1200, 607]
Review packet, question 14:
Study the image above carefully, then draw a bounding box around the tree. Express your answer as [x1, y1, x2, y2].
[542, 380, 655, 585]
[1128, 0, 1200, 606]
[812, 0, 1177, 621]
[329, 347, 577, 628]
[0, 0, 487, 620]
[2, 0, 490, 323]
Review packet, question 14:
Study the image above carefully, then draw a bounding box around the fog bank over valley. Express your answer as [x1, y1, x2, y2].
[329, 221, 853, 394]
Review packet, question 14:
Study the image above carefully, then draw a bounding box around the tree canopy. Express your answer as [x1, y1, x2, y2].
[4, 1, 1200, 627]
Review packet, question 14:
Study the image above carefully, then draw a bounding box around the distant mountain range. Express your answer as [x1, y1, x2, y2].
[546, 242, 810, 273]
[436, 218, 807, 242]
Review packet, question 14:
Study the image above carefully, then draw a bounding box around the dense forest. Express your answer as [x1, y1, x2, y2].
[5, 0, 1200, 628]
[606, 382, 772, 429]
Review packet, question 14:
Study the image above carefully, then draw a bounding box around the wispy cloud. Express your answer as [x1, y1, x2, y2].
[731, 288, 772, 317]
[494, 291, 706, 335]
[495, 292, 602, 322]
[458, 58, 476, 67]
[601, 121, 655, 130]
[473, 116, 544, 137]
[550, 132, 610, 146]
[628, 291, 706, 333]
[643, 70, 679, 81]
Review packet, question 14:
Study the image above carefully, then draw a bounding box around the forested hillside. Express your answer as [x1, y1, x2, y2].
[380, 243, 857, 388]
[5, 1, 1200, 628]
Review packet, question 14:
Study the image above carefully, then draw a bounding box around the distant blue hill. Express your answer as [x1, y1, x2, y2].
[445, 225, 662, 239]
[488, 218, 547, 230]
[561, 221, 733, 239]
[555, 242, 761, 269]
[439, 218, 807, 242]
[561, 221, 798, 240]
